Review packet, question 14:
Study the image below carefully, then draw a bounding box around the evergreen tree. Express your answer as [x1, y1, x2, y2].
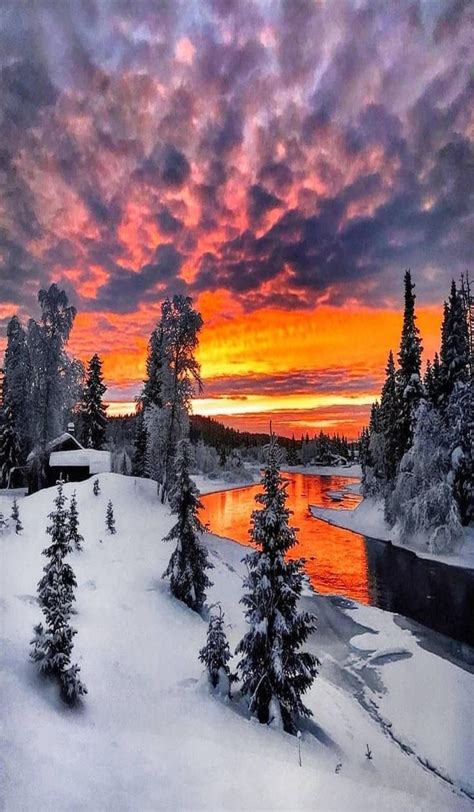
[0, 511, 7, 535]
[199, 605, 234, 695]
[460, 272, 474, 379]
[163, 439, 213, 612]
[93, 477, 100, 496]
[388, 402, 462, 553]
[11, 497, 23, 534]
[106, 500, 116, 534]
[379, 351, 399, 484]
[447, 381, 474, 525]
[236, 435, 318, 733]
[67, 491, 83, 551]
[30, 482, 86, 702]
[396, 270, 423, 457]
[80, 354, 107, 449]
[440, 280, 470, 403]
[141, 325, 165, 410]
[132, 409, 148, 477]
[0, 400, 21, 487]
[3, 315, 32, 459]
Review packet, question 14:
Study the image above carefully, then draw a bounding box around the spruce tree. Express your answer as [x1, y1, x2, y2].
[141, 325, 165, 410]
[106, 500, 116, 534]
[396, 270, 423, 457]
[0, 400, 21, 487]
[132, 409, 147, 477]
[93, 477, 100, 496]
[236, 434, 318, 733]
[199, 605, 234, 695]
[68, 491, 83, 551]
[80, 354, 107, 449]
[379, 351, 399, 484]
[30, 482, 86, 702]
[440, 280, 470, 403]
[163, 439, 213, 612]
[3, 315, 32, 460]
[11, 497, 23, 534]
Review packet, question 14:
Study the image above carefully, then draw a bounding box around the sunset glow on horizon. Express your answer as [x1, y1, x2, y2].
[1, 1, 471, 438]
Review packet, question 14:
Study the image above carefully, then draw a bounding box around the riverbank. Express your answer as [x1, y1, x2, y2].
[1, 473, 473, 809]
[310, 497, 474, 571]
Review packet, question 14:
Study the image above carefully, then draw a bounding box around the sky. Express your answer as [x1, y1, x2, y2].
[0, 0, 472, 438]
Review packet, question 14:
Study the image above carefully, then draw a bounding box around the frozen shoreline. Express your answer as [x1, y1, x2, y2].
[310, 498, 474, 571]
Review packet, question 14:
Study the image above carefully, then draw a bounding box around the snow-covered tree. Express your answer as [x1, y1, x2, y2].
[396, 270, 424, 457]
[106, 500, 116, 534]
[132, 409, 148, 477]
[199, 605, 234, 695]
[67, 491, 83, 551]
[0, 400, 21, 487]
[388, 402, 462, 554]
[93, 477, 100, 496]
[236, 434, 319, 733]
[141, 324, 165, 410]
[11, 497, 23, 534]
[27, 285, 78, 491]
[440, 281, 470, 404]
[379, 351, 399, 485]
[80, 354, 107, 449]
[146, 296, 203, 502]
[30, 482, 86, 702]
[163, 439, 213, 612]
[0, 512, 7, 535]
[447, 381, 474, 525]
[3, 315, 32, 458]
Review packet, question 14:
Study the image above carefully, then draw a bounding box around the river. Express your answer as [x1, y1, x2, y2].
[200, 471, 474, 648]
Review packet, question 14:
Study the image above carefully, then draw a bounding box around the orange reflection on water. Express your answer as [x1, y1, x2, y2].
[200, 472, 371, 605]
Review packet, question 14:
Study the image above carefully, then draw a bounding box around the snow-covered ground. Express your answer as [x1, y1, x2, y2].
[310, 498, 474, 570]
[1, 474, 473, 810]
[284, 463, 362, 478]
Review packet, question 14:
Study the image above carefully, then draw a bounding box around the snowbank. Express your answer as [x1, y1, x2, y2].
[284, 463, 362, 478]
[310, 500, 474, 570]
[1, 474, 472, 810]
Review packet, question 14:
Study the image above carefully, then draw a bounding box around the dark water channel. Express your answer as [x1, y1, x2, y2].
[201, 472, 474, 648]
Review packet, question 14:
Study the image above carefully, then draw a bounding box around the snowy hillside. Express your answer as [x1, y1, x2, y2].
[1, 474, 473, 810]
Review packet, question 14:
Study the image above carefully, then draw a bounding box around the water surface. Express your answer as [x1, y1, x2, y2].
[201, 472, 474, 647]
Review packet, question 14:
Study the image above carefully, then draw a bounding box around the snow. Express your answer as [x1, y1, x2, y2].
[345, 602, 474, 797]
[194, 473, 257, 495]
[284, 463, 362, 478]
[49, 448, 112, 474]
[311, 498, 474, 570]
[1, 473, 472, 810]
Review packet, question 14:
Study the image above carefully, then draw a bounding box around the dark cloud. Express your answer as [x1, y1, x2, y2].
[156, 206, 183, 235]
[247, 184, 282, 222]
[0, 0, 472, 318]
[95, 244, 185, 313]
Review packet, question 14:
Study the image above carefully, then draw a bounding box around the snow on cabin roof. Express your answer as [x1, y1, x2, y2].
[26, 432, 84, 462]
[49, 449, 112, 474]
[49, 432, 84, 451]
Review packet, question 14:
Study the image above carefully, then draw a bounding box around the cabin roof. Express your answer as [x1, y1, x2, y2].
[49, 448, 111, 474]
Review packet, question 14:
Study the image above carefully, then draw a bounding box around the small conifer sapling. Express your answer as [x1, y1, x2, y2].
[199, 604, 235, 696]
[30, 482, 86, 703]
[106, 500, 116, 534]
[163, 439, 213, 612]
[93, 478, 100, 496]
[68, 491, 83, 551]
[11, 497, 23, 534]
